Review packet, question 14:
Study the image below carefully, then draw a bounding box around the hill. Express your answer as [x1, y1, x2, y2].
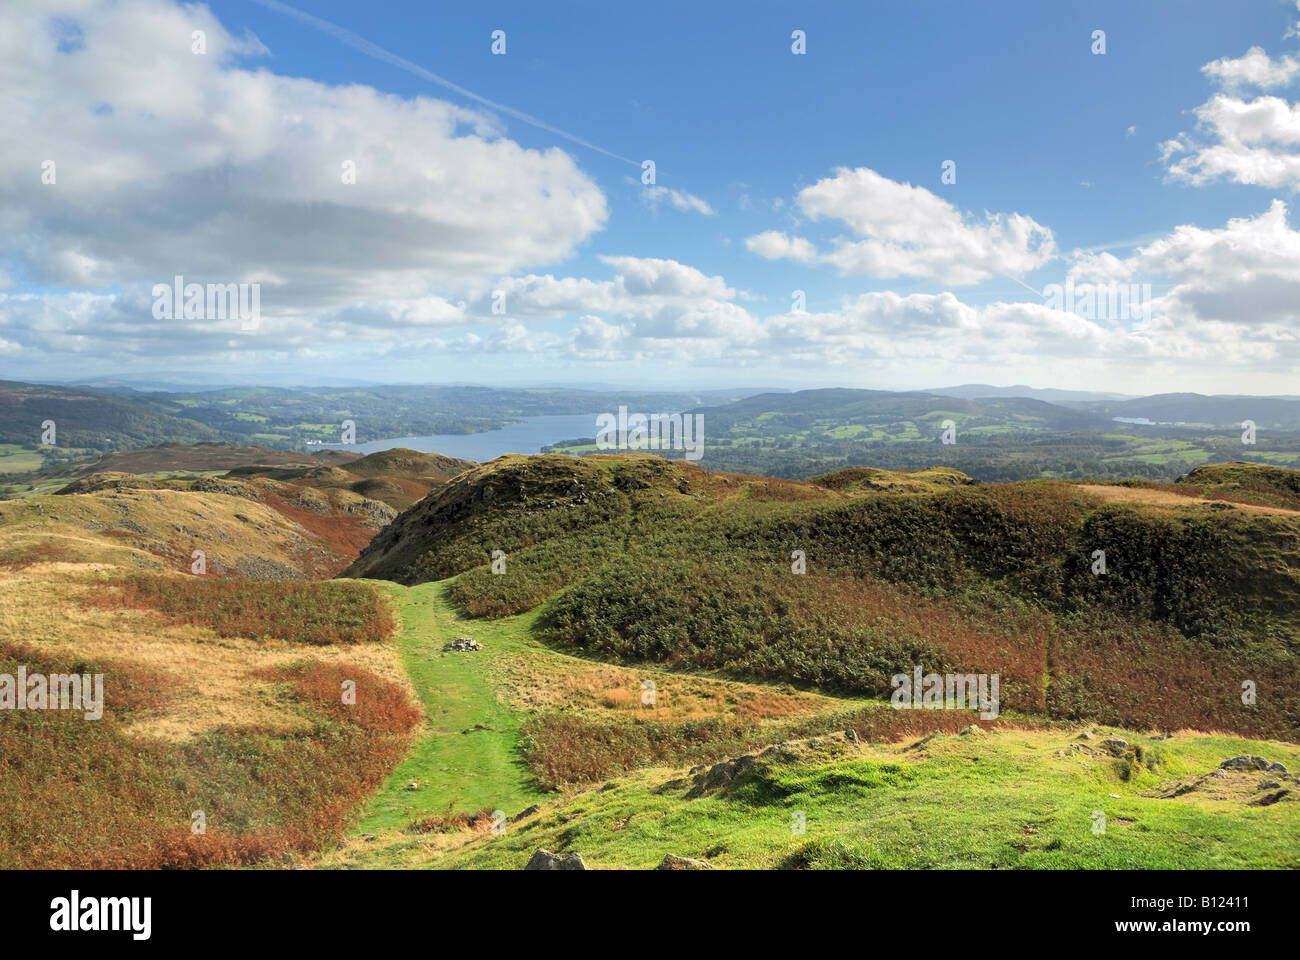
[226, 447, 477, 511]
[6, 446, 1299, 870]
[1075, 393, 1300, 431]
[341, 448, 476, 481]
[52, 441, 358, 478]
[348, 452, 1300, 742]
[0, 380, 236, 451]
[544, 386, 1300, 483]
[34, 472, 394, 576]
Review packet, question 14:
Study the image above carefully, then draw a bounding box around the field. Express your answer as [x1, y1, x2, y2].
[2, 446, 1298, 870]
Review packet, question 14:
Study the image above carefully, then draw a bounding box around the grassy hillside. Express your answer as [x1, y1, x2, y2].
[350, 453, 1300, 742]
[409, 727, 1300, 870]
[5, 445, 1297, 870]
[0, 537, 418, 867]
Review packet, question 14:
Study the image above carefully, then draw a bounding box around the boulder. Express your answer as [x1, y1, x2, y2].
[524, 849, 587, 871]
[443, 636, 483, 652]
[1221, 755, 1278, 772]
[656, 854, 713, 870]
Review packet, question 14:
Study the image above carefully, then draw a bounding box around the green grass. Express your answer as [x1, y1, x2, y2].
[427, 728, 1300, 870]
[350, 581, 545, 841]
[0, 444, 44, 474]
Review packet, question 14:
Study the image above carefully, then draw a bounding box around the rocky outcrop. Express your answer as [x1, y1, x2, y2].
[443, 636, 482, 651]
[524, 849, 587, 871]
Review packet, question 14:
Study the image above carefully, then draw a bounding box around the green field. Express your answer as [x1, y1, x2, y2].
[349, 582, 545, 842]
[323, 574, 1300, 870]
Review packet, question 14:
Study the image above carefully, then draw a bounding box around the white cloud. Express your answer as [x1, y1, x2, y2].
[0, 0, 608, 342]
[744, 167, 1056, 284]
[1164, 48, 1300, 188]
[1074, 200, 1300, 333]
[641, 185, 715, 216]
[1202, 46, 1300, 91]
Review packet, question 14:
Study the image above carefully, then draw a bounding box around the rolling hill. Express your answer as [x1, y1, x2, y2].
[4, 444, 1298, 870]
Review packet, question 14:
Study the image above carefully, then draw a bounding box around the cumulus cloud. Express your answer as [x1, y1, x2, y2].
[0, 0, 607, 359]
[1202, 46, 1300, 91]
[1072, 200, 1300, 335]
[425, 201, 1300, 380]
[744, 167, 1056, 285]
[1164, 47, 1300, 188]
[486, 256, 755, 340]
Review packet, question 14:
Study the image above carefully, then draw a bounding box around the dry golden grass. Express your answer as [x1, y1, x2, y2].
[1077, 484, 1300, 516]
[0, 487, 345, 577]
[0, 569, 411, 742]
[487, 641, 836, 725]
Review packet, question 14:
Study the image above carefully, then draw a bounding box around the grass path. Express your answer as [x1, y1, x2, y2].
[352, 580, 544, 836]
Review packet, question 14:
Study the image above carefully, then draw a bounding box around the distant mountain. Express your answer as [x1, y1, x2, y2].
[688, 387, 1112, 433]
[928, 384, 1136, 403]
[50, 441, 352, 479]
[0, 380, 237, 450]
[1074, 393, 1300, 430]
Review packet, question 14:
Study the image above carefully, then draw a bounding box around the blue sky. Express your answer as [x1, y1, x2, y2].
[4, 0, 1300, 393]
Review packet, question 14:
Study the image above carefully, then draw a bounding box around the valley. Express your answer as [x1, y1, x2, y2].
[0, 428, 1295, 869]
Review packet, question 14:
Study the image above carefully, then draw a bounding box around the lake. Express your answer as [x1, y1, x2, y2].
[319, 413, 598, 461]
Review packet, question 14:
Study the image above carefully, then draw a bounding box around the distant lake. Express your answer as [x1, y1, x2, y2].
[318, 413, 596, 461]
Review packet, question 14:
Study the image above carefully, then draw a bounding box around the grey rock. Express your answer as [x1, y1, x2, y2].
[1221, 755, 1272, 771]
[655, 854, 713, 870]
[443, 636, 482, 652]
[510, 804, 540, 822]
[524, 849, 587, 871]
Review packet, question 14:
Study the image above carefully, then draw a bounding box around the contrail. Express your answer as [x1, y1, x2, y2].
[248, 0, 639, 165]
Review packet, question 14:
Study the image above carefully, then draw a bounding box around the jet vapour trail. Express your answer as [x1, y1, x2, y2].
[248, 0, 640, 166]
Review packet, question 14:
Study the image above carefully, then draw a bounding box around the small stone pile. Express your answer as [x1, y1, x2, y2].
[443, 636, 482, 652]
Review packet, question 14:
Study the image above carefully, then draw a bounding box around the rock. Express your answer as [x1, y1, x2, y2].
[697, 755, 757, 791]
[524, 849, 587, 871]
[688, 765, 707, 776]
[1221, 755, 1273, 771]
[443, 636, 483, 652]
[844, 729, 860, 744]
[1260, 781, 1282, 791]
[655, 854, 713, 870]
[759, 742, 803, 762]
[961, 724, 985, 736]
[1221, 755, 1257, 769]
[405, 780, 420, 791]
[510, 804, 540, 822]
[1075, 731, 1095, 741]
[1101, 737, 1129, 756]
[1249, 789, 1291, 807]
